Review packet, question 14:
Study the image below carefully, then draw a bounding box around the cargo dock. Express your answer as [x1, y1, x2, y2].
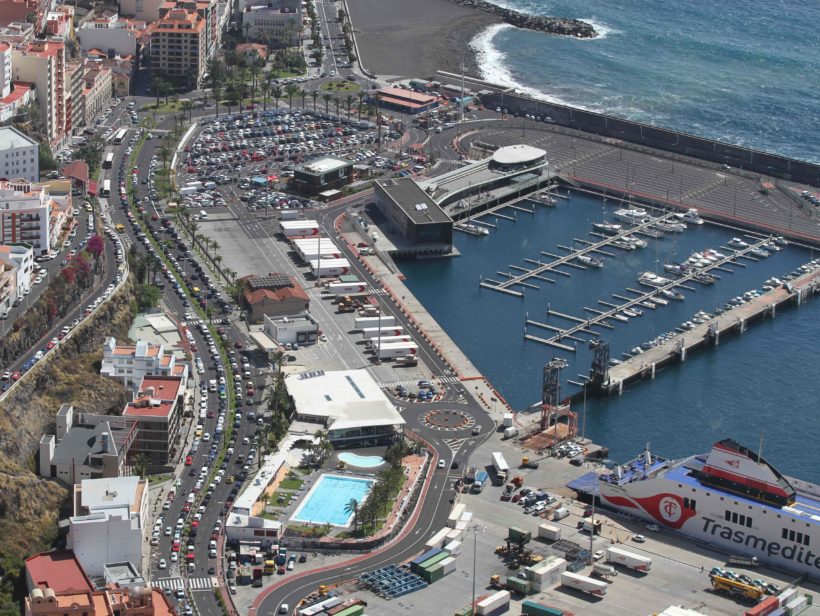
[597, 263, 820, 395]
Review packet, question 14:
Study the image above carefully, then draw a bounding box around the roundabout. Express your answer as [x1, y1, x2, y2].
[422, 408, 475, 431]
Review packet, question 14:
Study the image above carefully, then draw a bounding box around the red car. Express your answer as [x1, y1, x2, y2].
[182, 502, 192, 513]
[234, 341, 243, 349]
[185, 455, 193, 466]
[46, 340, 56, 350]
[191, 520, 199, 529]
[11, 371, 20, 381]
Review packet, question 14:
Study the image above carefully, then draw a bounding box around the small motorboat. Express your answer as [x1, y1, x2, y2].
[593, 222, 622, 235]
[661, 288, 685, 301]
[576, 254, 604, 268]
[728, 237, 749, 248]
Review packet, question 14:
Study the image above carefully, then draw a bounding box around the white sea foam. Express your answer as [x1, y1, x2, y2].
[579, 17, 621, 40]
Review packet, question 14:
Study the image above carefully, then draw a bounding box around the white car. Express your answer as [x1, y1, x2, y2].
[158, 558, 167, 569]
[437, 460, 446, 469]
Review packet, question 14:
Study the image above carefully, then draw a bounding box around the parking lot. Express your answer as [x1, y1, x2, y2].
[354, 433, 819, 615]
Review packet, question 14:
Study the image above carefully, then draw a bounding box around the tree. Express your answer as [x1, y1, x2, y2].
[345, 94, 354, 120]
[261, 79, 272, 112]
[86, 234, 104, 259]
[344, 498, 359, 532]
[285, 83, 300, 110]
[135, 283, 161, 311]
[131, 453, 150, 479]
[322, 92, 333, 115]
[357, 92, 365, 120]
[300, 87, 307, 110]
[272, 85, 283, 110]
[74, 137, 104, 173]
[333, 97, 341, 116]
[310, 89, 319, 111]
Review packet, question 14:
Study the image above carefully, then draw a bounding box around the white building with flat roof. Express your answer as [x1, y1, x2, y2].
[100, 337, 188, 389]
[285, 369, 405, 448]
[0, 242, 32, 295]
[0, 126, 38, 182]
[224, 513, 282, 546]
[67, 476, 148, 576]
[263, 312, 319, 346]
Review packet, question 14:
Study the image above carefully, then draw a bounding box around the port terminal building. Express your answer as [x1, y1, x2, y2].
[284, 369, 405, 449]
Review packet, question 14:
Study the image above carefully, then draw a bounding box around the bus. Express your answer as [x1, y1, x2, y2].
[100, 179, 111, 197]
[112, 128, 128, 145]
[102, 152, 114, 169]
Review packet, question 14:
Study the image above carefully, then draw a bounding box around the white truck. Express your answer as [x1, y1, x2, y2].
[366, 335, 412, 348]
[475, 590, 511, 615]
[281, 219, 320, 237]
[328, 282, 368, 294]
[354, 315, 396, 329]
[503, 426, 519, 440]
[491, 452, 509, 484]
[309, 258, 351, 277]
[606, 547, 652, 572]
[376, 341, 418, 359]
[361, 326, 405, 339]
[560, 571, 607, 596]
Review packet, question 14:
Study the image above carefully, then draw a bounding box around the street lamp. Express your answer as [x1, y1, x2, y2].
[469, 524, 486, 613]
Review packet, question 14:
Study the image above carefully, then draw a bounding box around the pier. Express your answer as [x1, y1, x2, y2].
[480, 213, 680, 296]
[597, 263, 820, 395]
[522, 236, 775, 352]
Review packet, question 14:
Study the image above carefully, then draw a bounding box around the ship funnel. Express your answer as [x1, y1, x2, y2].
[644, 443, 652, 466]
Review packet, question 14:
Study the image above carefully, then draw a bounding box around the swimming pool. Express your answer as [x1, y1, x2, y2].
[290, 474, 375, 527]
[338, 452, 385, 468]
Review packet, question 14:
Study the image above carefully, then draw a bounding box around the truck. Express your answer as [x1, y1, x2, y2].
[361, 326, 405, 339]
[252, 568, 263, 587]
[491, 452, 509, 485]
[560, 571, 607, 596]
[180, 186, 198, 196]
[581, 518, 602, 535]
[281, 219, 320, 237]
[728, 554, 760, 568]
[328, 282, 368, 295]
[376, 341, 419, 359]
[354, 315, 396, 329]
[710, 575, 763, 602]
[279, 209, 301, 220]
[503, 426, 519, 440]
[396, 355, 418, 367]
[475, 590, 510, 615]
[366, 335, 412, 348]
[309, 258, 351, 277]
[537, 524, 561, 542]
[605, 547, 652, 572]
[592, 563, 617, 578]
[471, 471, 489, 493]
[464, 466, 477, 483]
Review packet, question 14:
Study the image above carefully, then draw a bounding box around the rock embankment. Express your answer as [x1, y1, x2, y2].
[453, 0, 598, 38]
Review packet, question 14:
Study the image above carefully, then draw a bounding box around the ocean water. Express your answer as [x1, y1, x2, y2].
[400, 195, 820, 481]
[470, 0, 820, 163]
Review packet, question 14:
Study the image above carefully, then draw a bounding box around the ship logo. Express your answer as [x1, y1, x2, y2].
[725, 459, 740, 468]
[659, 496, 681, 523]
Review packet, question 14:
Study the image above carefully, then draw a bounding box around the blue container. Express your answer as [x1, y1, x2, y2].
[410, 548, 442, 567]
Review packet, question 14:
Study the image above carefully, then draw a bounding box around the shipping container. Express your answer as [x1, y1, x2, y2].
[606, 547, 652, 572]
[521, 600, 567, 616]
[778, 588, 797, 606]
[745, 596, 781, 616]
[525, 557, 566, 590]
[411, 548, 443, 567]
[298, 596, 343, 616]
[419, 551, 450, 571]
[560, 571, 607, 596]
[446, 528, 463, 542]
[505, 576, 531, 595]
[476, 590, 511, 615]
[377, 341, 419, 359]
[784, 596, 808, 616]
[440, 556, 457, 576]
[361, 326, 405, 339]
[538, 524, 561, 542]
[300, 248, 343, 261]
[502, 413, 514, 427]
[279, 209, 301, 220]
[420, 563, 445, 584]
[448, 503, 466, 527]
[503, 426, 519, 440]
[425, 528, 451, 549]
[460, 511, 473, 524]
[332, 605, 365, 616]
[354, 315, 396, 329]
[309, 258, 351, 277]
[508, 526, 532, 544]
[366, 335, 412, 347]
[444, 540, 462, 556]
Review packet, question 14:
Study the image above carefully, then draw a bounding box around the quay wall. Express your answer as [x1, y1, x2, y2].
[435, 71, 820, 187]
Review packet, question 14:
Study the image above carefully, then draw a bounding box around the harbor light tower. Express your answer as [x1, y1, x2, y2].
[541, 357, 567, 431]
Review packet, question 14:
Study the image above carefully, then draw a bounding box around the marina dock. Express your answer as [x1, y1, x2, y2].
[479, 212, 682, 297]
[599, 263, 820, 395]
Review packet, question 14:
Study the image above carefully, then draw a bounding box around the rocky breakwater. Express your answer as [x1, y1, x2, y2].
[455, 0, 598, 38]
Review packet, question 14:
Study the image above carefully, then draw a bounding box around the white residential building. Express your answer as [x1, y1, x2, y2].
[0, 126, 39, 182]
[0, 242, 33, 294]
[0, 42, 12, 98]
[100, 337, 188, 389]
[118, 0, 165, 23]
[77, 17, 144, 58]
[0, 180, 71, 256]
[67, 476, 148, 576]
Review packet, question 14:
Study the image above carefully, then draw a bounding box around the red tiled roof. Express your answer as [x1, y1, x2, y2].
[123, 398, 174, 418]
[62, 161, 89, 184]
[138, 375, 183, 400]
[379, 87, 437, 104]
[240, 274, 308, 305]
[25, 550, 94, 594]
[378, 94, 428, 109]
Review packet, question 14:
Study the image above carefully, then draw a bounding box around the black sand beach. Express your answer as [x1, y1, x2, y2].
[346, 0, 498, 79]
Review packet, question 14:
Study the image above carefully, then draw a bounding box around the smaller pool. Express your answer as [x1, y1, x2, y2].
[338, 452, 385, 468]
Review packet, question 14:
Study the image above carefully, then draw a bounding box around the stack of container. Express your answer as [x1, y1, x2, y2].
[524, 556, 566, 592]
[475, 590, 511, 615]
[424, 528, 451, 549]
[508, 526, 532, 544]
[447, 503, 466, 527]
[505, 575, 531, 595]
[325, 599, 366, 616]
[444, 539, 462, 556]
[409, 550, 453, 584]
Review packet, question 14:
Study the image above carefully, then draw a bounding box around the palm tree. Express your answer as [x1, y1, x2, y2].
[333, 97, 341, 116]
[310, 89, 319, 112]
[299, 87, 307, 110]
[272, 85, 283, 110]
[322, 92, 332, 115]
[132, 453, 150, 479]
[344, 498, 360, 532]
[261, 79, 272, 112]
[345, 94, 354, 120]
[285, 83, 300, 110]
[249, 63, 261, 104]
[357, 92, 365, 120]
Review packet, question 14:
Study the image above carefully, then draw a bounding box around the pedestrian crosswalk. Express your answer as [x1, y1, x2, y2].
[379, 376, 460, 389]
[153, 576, 215, 591]
[152, 128, 172, 136]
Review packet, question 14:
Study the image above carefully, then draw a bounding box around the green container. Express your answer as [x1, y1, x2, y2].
[505, 576, 531, 595]
[419, 551, 450, 571]
[521, 600, 564, 616]
[508, 526, 532, 544]
[333, 606, 365, 616]
[454, 607, 473, 616]
[421, 563, 445, 584]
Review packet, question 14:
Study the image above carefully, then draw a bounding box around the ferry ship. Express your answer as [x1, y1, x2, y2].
[590, 439, 820, 580]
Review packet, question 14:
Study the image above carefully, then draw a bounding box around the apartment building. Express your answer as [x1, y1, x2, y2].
[119, 0, 165, 23]
[68, 476, 148, 576]
[0, 21, 34, 45]
[65, 61, 85, 136]
[149, 6, 206, 88]
[0, 256, 15, 313]
[12, 39, 67, 147]
[242, 2, 300, 47]
[77, 16, 145, 58]
[122, 375, 185, 465]
[44, 6, 74, 38]
[0, 241, 32, 298]
[0, 180, 71, 256]
[82, 62, 112, 129]
[0, 125, 38, 181]
[100, 337, 189, 388]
